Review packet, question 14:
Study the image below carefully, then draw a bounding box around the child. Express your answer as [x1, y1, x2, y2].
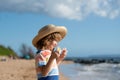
[32, 24, 68, 80]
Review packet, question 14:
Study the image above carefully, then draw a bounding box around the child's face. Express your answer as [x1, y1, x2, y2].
[48, 40, 58, 51]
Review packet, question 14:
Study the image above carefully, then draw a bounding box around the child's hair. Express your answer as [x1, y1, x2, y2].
[36, 32, 62, 49]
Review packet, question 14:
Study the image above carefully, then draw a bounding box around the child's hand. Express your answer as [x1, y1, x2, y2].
[59, 48, 67, 59]
[51, 51, 60, 59]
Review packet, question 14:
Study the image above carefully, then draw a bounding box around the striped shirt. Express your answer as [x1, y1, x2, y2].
[35, 50, 59, 80]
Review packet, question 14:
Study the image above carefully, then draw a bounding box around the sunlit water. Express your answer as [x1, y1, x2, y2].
[59, 63, 120, 80]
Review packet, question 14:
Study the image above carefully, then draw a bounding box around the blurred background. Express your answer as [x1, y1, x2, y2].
[0, 0, 120, 80]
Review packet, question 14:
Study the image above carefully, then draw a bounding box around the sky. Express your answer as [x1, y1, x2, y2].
[0, 0, 120, 57]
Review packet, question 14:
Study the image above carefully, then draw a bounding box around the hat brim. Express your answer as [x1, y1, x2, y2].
[32, 25, 67, 48]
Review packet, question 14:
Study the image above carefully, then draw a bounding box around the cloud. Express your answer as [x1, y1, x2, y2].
[0, 0, 120, 20]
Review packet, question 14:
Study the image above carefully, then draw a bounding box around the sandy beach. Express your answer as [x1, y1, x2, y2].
[0, 58, 69, 80]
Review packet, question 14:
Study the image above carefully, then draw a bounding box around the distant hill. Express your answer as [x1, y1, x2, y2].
[0, 45, 17, 56]
[88, 54, 120, 59]
[65, 54, 120, 64]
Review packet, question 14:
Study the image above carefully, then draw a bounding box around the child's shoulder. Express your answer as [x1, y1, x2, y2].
[41, 50, 51, 57]
[35, 50, 51, 59]
[36, 50, 51, 57]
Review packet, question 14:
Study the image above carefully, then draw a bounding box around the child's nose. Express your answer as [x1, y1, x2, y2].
[54, 41, 58, 47]
[54, 43, 57, 47]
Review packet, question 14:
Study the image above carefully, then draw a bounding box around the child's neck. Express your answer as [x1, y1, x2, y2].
[42, 47, 51, 51]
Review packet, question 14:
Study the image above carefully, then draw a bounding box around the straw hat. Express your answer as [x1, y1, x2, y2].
[32, 24, 67, 48]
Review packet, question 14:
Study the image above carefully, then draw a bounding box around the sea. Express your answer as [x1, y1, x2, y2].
[59, 63, 120, 80]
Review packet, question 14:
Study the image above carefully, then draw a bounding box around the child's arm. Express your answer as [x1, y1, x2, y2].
[57, 48, 67, 65]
